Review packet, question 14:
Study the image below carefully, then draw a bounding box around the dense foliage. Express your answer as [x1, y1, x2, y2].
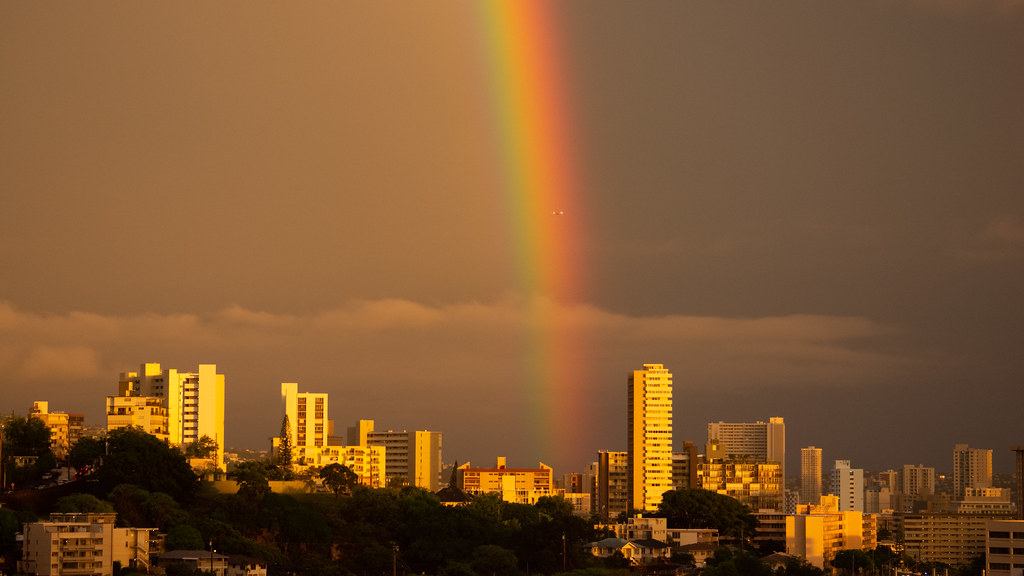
[94, 428, 200, 502]
[1, 416, 56, 488]
[656, 488, 757, 542]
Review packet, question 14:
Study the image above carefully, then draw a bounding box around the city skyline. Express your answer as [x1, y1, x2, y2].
[2, 2, 1023, 476]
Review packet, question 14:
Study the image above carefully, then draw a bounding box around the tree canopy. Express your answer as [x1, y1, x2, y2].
[95, 428, 199, 502]
[183, 435, 219, 459]
[1, 416, 56, 488]
[656, 488, 757, 541]
[320, 463, 358, 496]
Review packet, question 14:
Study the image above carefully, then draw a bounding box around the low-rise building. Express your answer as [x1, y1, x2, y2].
[227, 555, 268, 576]
[457, 458, 554, 504]
[19, 513, 155, 576]
[958, 487, 1014, 516]
[105, 396, 169, 442]
[157, 550, 228, 576]
[901, 514, 995, 567]
[786, 495, 877, 569]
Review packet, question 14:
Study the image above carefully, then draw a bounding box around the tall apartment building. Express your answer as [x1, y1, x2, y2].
[832, 460, 864, 512]
[901, 464, 935, 511]
[111, 363, 225, 470]
[707, 417, 785, 480]
[800, 447, 822, 505]
[280, 383, 331, 464]
[19, 513, 155, 576]
[628, 363, 673, 512]
[597, 450, 630, 520]
[953, 444, 993, 498]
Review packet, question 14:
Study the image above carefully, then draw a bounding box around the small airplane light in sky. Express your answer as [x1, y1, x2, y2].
[552, 210, 565, 216]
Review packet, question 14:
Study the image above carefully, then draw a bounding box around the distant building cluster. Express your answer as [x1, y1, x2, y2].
[4, 361, 1024, 575]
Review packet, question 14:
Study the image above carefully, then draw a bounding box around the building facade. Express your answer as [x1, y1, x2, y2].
[280, 382, 330, 464]
[953, 444, 993, 499]
[699, 442, 783, 511]
[985, 519, 1024, 575]
[20, 513, 155, 576]
[457, 458, 554, 504]
[105, 396, 169, 442]
[628, 363, 673, 512]
[672, 441, 699, 490]
[706, 417, 785, 481]
[832, 460, 864, 512]
[29, 402, 84, 461]
[800, 446, 822, 506]
[786, 496, 877, 570]
[366, 426, 443, 491]
[113, 363, 226, 470]
[901, 514, 992, 567]
[597, 450, 630, 520]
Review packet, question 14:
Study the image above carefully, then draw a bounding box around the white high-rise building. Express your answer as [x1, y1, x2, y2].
[280, 383, 331, 464]
[801, 446, 823, 505]
[707, 417, 786, 480]
[114, 363, 225, 470]
[832, 460, 864, 512]
[953, 444, 993, 498]
[628, 363, 673, 512]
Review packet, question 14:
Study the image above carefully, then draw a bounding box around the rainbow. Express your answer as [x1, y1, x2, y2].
[476, 1, 589, 469]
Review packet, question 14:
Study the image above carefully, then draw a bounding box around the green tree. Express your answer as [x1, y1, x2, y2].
[68, 436, 104, 473]
[164, 524, 206, 551]
[702, 548, 772, 576]
[1, 416, 52, 456]
[96, 428, 199, 502]
[778, 557, 826, 576]
[183, 435, 218, 459]
[0, 508, 22, 554]
[657, 488, 757, 541]
[277, 415, 293, 468]
[2, 416, 55, 488]
[54, 493, 115, 513]
[320, 463, 358, 496]
[232, 460, 271, 501]
[832, 549, 874, 574]
[471, 544, 519, 576]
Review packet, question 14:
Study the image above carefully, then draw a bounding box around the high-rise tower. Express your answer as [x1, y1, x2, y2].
[800, 446, 822, 505]
[832, 459, 864, 512]
[706, 417, 786, 480]
[953, 443, 992, 498]
[114, 363, 226, 470]
[281, 382, 331, 464]
[627, 363, 673, 512]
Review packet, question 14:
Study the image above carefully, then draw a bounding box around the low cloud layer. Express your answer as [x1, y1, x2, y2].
[0, 297, 942, 472]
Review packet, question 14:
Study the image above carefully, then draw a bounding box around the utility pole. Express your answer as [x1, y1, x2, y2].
[562, 532, 566, 572]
